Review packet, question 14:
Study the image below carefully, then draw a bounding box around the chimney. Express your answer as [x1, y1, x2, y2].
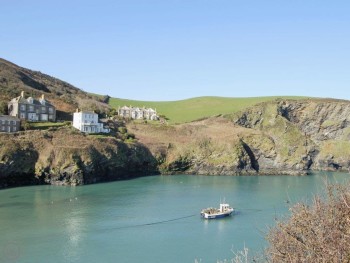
[41, 94, 45, 100]
[21, 91, 24, 98]
[76, 108, 80, 113]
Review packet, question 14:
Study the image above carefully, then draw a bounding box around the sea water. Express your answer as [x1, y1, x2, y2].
[0, 172, 349, 263]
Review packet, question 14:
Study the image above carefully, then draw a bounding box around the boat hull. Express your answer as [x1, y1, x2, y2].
[201, 210, 233, 219]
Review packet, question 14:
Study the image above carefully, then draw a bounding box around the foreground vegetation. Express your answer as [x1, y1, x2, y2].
[224, 182, 350, 263]
[266, 182, 350, 262]
[109, 96, 308, 124]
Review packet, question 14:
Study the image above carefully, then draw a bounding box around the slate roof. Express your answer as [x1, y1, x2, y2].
[10, 96, 54, 107]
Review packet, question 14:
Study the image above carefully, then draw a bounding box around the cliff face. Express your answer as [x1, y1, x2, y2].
[127, 99, 350, 175]
[0, 127, 158, 188]
[127, 117, 265, 176]
[232, 99, 350, 173]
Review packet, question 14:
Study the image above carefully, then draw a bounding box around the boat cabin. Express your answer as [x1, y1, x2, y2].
[220, 203, 231, 212]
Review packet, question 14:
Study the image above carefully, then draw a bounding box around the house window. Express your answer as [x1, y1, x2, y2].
[49, 107, 53, 113]
[28, 113, 37, 121]
[41, 107, 46, 113]
[1, 126, 5, 131]
[20, 105, 26, 111]
[20, 113, 26, 119]
[13, 127, 17, 132]
[41, 114, 48, 121]
[29, 105, 34, 112]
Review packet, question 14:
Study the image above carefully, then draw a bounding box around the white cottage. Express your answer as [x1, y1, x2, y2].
[73, 110, 110, 134]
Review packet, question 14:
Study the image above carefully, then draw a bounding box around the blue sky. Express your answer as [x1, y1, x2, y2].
[1, 0, 350, 101]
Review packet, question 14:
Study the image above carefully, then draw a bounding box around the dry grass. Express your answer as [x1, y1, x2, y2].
[126, 117, 252, 155]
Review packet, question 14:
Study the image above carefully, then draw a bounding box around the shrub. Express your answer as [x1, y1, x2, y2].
[118, 127, 127, 134]
[21, 120, 31, 131]
[0, 101, 8, 115]
[266, 182, 350, 262]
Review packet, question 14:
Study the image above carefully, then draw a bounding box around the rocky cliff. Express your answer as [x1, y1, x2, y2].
[127, 99, 350, 176]
[1, 98, 349, 189]
[0, 127, 158, 188]
[233, 99, 350, 173]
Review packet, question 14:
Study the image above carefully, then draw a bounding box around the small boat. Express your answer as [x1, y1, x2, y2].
[200, 202, 234, 219]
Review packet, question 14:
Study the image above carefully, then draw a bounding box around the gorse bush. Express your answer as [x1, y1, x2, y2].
[266, 182, 350, 263]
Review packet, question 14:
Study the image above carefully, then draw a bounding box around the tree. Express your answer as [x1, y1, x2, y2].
[0, 101, 8, 115]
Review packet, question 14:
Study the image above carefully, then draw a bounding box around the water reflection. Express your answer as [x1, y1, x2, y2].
[63, 213, 85, 262]
[202, 216, 233, 233]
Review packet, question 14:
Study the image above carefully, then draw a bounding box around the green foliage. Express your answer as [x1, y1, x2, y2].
[21, 120, 31, 131]
[109, 96, 308, 124]
[120, 132, 135, 141]
[319, 140, 350, 159]
[27, 122, 67, 130]
[118, 127, 127, 134]
[107, 108, 117, 117]
[0, 101, 8, 115]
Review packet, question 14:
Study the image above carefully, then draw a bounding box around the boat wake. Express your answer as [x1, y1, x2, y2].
[108, 214, 197, 231]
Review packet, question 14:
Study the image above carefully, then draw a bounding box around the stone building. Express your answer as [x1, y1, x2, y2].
[0, 115, 20, 133]
[118, 106, 159, 120]
[8, 91, 56, 122]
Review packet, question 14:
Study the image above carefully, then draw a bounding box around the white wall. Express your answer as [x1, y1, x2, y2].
[73, 112, 109, 133]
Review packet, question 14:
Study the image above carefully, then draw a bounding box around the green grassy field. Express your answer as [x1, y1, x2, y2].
[109, 96, 308, 124]
[29, 122, 69, 130]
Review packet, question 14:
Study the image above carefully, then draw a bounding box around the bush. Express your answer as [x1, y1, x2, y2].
[21, 120, 31, 131]
[0, 101, 8, 115]
[266, 182, 350, 262]
[118, 127, 127, 134]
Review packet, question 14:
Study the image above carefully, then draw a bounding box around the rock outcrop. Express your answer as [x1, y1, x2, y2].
[232, 99, 350, 173]
[0, 127, 158, 188]
[127, 99, 350, 176]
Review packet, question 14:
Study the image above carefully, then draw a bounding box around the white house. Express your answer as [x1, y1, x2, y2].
[73, 110, 110, 134]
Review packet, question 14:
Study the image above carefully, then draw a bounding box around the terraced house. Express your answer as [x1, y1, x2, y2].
[0, 115, 20, 133]
[8, 91, 56, 122]
[118, 106, 159, 120]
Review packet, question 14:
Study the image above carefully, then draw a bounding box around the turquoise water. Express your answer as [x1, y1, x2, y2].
[0, 172, 349, 263]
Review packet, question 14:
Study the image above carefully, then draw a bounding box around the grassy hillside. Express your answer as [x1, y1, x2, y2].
[0, 58, 110, 117]
[109, 96, 308, 123]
